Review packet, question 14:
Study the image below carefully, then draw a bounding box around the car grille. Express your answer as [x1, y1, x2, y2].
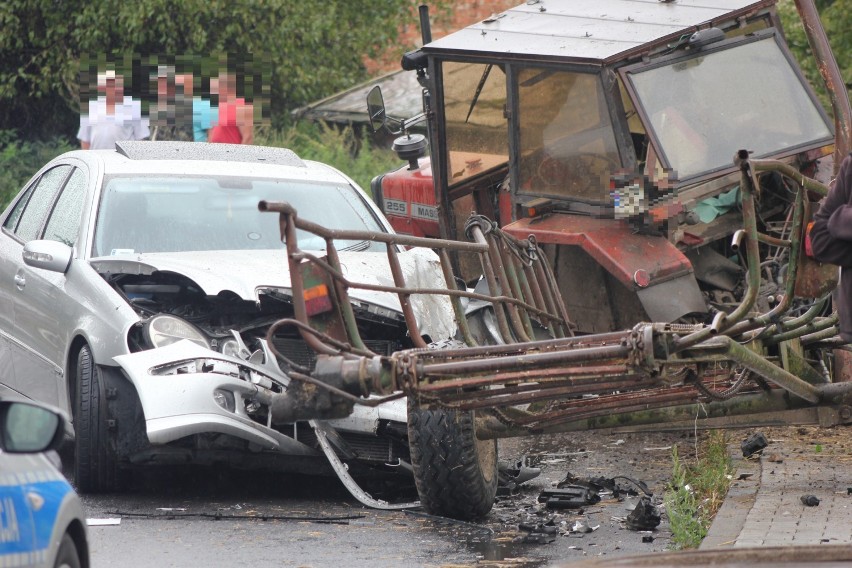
[270, 336, 399, 369]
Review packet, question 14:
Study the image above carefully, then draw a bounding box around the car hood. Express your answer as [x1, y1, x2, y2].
[90, 248, 455, 341]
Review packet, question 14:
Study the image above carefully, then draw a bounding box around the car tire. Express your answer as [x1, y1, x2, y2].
[54, 533, 81, 568]
[407, 402, 498, 520]
[74, 345, 119, 493]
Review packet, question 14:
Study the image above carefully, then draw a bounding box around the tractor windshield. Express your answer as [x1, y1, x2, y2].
[626, 31, 833, 181]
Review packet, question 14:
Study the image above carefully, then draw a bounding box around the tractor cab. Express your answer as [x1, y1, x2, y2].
[369, 0, 835, 331]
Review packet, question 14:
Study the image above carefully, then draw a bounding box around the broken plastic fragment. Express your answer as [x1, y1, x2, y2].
[741, 432, 769, 457]
[625, 497, 661, 530]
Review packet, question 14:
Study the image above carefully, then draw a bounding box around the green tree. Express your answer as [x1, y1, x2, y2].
[0, 0, 427, 140]
[778, 0, 851, 114]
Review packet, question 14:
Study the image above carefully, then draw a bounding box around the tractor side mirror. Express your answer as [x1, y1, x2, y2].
[367, 86, 387, 134]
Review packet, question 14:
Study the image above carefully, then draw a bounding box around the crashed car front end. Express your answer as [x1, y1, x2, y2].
[93, 247, 453, 479]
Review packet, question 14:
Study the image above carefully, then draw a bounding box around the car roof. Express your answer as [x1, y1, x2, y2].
[422, 0, 774, 64]
[63, 142, 349, 183]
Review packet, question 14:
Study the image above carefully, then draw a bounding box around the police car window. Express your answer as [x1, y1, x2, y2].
[13, 165, 72, 242]
[43, 168, 86, 247]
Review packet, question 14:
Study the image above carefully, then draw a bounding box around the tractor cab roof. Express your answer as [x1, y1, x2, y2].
[421, 0, 775, 64]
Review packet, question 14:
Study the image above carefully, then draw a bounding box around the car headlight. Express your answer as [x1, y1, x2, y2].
[144, 315, 210, 350]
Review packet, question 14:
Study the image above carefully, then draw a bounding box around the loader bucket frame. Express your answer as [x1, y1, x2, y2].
[259, 153, 852, 436]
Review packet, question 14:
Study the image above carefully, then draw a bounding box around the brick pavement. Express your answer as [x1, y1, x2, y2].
[702, 428, 852, 549]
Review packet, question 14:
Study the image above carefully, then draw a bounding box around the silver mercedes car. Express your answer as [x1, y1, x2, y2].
[0, 141, 453, 504]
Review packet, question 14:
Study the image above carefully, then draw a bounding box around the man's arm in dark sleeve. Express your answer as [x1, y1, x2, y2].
[810, 155, 852, 266]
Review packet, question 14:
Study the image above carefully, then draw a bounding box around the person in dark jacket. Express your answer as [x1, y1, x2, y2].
[809, 153, 852, 342]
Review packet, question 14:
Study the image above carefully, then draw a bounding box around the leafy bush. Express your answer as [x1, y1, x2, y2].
[0, 132, 73, 209]
[257, 122, 403, 196]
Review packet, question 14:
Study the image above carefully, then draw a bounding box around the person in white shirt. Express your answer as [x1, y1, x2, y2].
[78, 70, 150, 150]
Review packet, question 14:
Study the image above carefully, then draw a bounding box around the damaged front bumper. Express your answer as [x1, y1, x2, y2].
[114, 340, 319, 455]
[114, 340, 418, 510]
[113, 340, 406, 456]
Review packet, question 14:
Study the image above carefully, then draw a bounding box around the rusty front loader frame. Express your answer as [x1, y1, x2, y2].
[258, 151, 852, 439]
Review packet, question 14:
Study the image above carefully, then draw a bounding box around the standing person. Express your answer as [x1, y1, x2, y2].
[208, 70, 253, 144]
[78, 70, 150, 149]
[176, 71, 216, 142]
[808, 153, 852, 342]
[150, 64, 194, 141]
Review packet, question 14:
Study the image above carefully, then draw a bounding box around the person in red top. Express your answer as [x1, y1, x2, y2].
[208, 70, 254, 144]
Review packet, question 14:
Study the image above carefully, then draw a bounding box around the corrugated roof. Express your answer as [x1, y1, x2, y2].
[423, 0, 772, 63]
[293, 71, 423, 126]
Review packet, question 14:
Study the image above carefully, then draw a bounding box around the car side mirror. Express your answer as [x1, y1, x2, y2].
[367, 85, 387, 134]
[0, 400, 66, 453]
[22, 240, 73, 273]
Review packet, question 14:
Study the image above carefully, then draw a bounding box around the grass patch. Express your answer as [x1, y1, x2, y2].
[664, 431, 734, 549]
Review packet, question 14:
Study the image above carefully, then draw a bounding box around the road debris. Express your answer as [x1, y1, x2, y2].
[538, 486, 601, 510]
[557, 471, 652, 499]
[569, 520, 599, 534]
[801, 495, 821, 507]
[741, 432, 769, 457]
[517, 520, 558, 544]
[625, 497, 661, 530]
[498, 458, 542, 496]
[87, 518, 121, 526]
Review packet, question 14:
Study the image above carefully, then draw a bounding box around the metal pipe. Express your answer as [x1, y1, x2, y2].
[765, 314, 838, 345]
[386, 245, 428, 348]
[437, 248, 477, 346]
[675, 154, 764, 350]
[793, 0, 852, 164]
[420, 342, 630, 377]
[685, 335, 821, 403]
[417, 364, 634, 392]
[801, 325, 840, 345]
[469, 225, 516, 342]
[259, 200, 489, 253]
[325, 239, 370, 352]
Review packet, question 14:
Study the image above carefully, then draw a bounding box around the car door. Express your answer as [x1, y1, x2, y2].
[0, 166, 68, 398]
[0, 164, 85, 408]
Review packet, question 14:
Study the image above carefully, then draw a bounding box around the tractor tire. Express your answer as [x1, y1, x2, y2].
[73, 345, 119, 493]
[407, 402, 498, 520]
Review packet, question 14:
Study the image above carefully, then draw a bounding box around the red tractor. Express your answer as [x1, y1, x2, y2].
[259, 0, 852, 520]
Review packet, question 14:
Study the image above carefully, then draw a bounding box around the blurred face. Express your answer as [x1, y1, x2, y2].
[211, 72, 235, 99]
[101, 77, 123, 101]
[176, 73, 193, 97]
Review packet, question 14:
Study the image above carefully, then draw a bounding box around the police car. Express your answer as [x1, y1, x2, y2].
[0, 398, 88, 568]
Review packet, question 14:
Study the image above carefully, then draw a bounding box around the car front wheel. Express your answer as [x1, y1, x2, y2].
[73, 345, 119, 493]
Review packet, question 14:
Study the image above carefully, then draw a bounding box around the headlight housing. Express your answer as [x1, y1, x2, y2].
[144, 314, 210, 350]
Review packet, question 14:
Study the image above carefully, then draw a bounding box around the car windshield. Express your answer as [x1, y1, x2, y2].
[627, 33, 833, 180]
[92, 175, 386, 256]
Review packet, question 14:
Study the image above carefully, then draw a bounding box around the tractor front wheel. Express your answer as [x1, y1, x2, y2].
[407, 403, 498, 520]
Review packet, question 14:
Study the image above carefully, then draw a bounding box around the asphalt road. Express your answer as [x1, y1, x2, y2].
[71, 431, 686, 567]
